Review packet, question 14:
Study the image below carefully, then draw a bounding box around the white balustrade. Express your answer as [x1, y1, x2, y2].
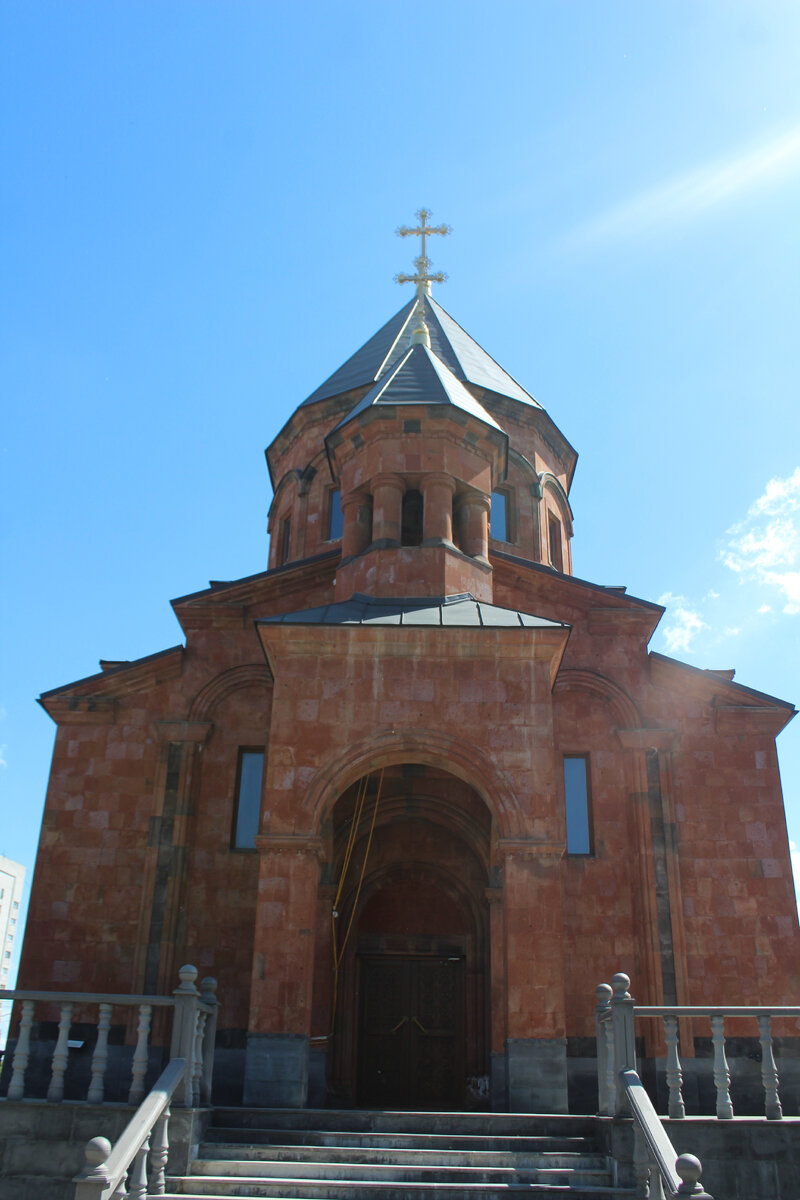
[595, 969, 800, 1198]
[7, 998, 34, 1100]
[47, 1001, 74, 1102]
[128, 1004, 153, 1105]
[1, 965, 217, 1109]
[88, 1002, 113, 1104]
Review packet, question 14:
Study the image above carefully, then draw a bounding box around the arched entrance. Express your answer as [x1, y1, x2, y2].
[317, 764, 491, 1109]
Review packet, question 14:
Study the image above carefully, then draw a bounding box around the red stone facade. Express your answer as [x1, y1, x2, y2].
[17, 293, 799, 1112]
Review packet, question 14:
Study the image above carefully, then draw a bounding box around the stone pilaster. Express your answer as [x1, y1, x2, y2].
[244, 834, 323, 1106]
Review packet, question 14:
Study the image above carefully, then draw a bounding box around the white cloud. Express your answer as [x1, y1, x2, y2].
[658, 592, 709, 654]
[758, 603, 772, 614]
[722, 468, 800, 613]
[706, 590, 720, 601]
[0, 745, 6, 769]
[565, 125, 800, 248]
[723, 627, 741, 638]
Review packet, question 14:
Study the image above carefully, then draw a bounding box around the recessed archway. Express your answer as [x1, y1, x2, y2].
[314, 763, 493, 1109]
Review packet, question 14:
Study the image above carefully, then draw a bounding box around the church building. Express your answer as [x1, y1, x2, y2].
[18, 213, 800, 1114]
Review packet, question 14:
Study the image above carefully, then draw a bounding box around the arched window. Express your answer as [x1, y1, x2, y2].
[401, 489, 424, 546]
[548, 512, 563, 572]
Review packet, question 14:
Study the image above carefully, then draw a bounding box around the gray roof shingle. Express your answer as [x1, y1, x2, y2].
[258, 592, 566, 630]
[301, 296, 540, 410]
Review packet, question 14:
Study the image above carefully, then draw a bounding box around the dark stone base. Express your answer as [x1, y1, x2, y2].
[505, 1037, 568, 1112]
[243, 1032, 309, 1107]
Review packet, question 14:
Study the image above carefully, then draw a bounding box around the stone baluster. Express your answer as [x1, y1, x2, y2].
[664, 1014, 685, 1119]
[128, 1003, 153, 1105]
[112, 1178, 127, 1199]
[127, 1135, 150, 1200]
[192, 1011, 207, 1105]
[170, 964, 201, 1107]
[149, 1107, 170, 1195]
[199, 976, 219, 1106]
[610, 972, 637, 1116]
[710, 1015, 733, 1118]
[594, 984, 613, 1116]
[87, 1002, 113, 1104]
[632, 1123, 652, 1200]
[7, 998, 34, 1100]
[757, 1014, 783, 1120]
[47, 1000, 74, 1101]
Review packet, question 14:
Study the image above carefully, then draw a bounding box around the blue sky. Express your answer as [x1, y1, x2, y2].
[2, 1, 800, 991]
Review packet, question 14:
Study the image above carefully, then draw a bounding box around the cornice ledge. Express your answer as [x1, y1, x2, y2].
[254, 833, 325, 858]
[617, 727, 677, 751]
[497, 838, 565, 861]
[152, 719, 214, 745]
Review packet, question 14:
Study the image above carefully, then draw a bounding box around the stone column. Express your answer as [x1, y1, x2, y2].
[460, 493, 491, 561]
[244, 835, 323, 1107]
[369, 472, 405, 546]
[341, 491, 371, 559]
[421, 472, 456, 545]
[499, 841, 568, 1112]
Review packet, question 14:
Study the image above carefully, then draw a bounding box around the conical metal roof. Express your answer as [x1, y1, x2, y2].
[302, 296, 540, 409]
[329, 343, 505, 435]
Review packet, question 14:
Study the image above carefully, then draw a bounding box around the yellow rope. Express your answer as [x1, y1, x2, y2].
[328, 768, 384, 1038]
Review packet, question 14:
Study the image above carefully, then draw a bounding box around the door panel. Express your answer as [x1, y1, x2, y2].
[359, 956, 464, 1108]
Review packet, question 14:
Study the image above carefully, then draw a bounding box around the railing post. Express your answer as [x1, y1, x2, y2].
[170, 965, 200, 1107]
[675, 1153, 714, 1198]
[710, 1015, 733, 1119]
[757, 1013, 783, 1120]
[47, 1000, 74, 1102]
[7, 998, 34, 1100]
[88, 1002, 113, 1104]
[199, 976, 218, 1106]
[73, 1136, 112, 1200]
[595, 983, 613, 1116]
[149, 1106, 170, 1195]
[664, 1014, 685, 1119]
[128, 1003, 153, 1105]
[611, 972, 637, 1117]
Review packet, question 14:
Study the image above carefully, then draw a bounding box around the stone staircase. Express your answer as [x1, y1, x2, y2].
[162, 1108, 635, 1198]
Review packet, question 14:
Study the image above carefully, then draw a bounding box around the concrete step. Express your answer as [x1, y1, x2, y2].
[209, 1108, 601, 1137]
[190, 1159, 613, 1185]
[204, 1128, 599, 1153]
[164, 1183, 634, 1200]
[200, 1143, 609, 1169]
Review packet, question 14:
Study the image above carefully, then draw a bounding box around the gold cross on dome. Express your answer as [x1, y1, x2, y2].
[395, 208, 451, 296]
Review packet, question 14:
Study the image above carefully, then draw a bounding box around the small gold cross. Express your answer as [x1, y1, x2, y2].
[395, 208, 451, 296]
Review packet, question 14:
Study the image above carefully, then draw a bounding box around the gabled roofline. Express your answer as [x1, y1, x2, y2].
[38, 644, 185, 702]
[648, 650, 796, 713]
[491, 549, 665, 614]
[170, 549, 341, 607]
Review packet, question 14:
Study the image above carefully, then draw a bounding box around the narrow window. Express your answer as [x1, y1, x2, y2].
[563, 756, 592, 854]
[548, 513, 563, 572]
[328, 488, 344, 540]
[401, 489, 424, 546]
[232, 749, 265, 850]
[491, 491, 509, 542]
[279, 517, 292, 565]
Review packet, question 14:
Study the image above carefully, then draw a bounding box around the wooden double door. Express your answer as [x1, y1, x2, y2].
[358, 954, 465, 1109]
